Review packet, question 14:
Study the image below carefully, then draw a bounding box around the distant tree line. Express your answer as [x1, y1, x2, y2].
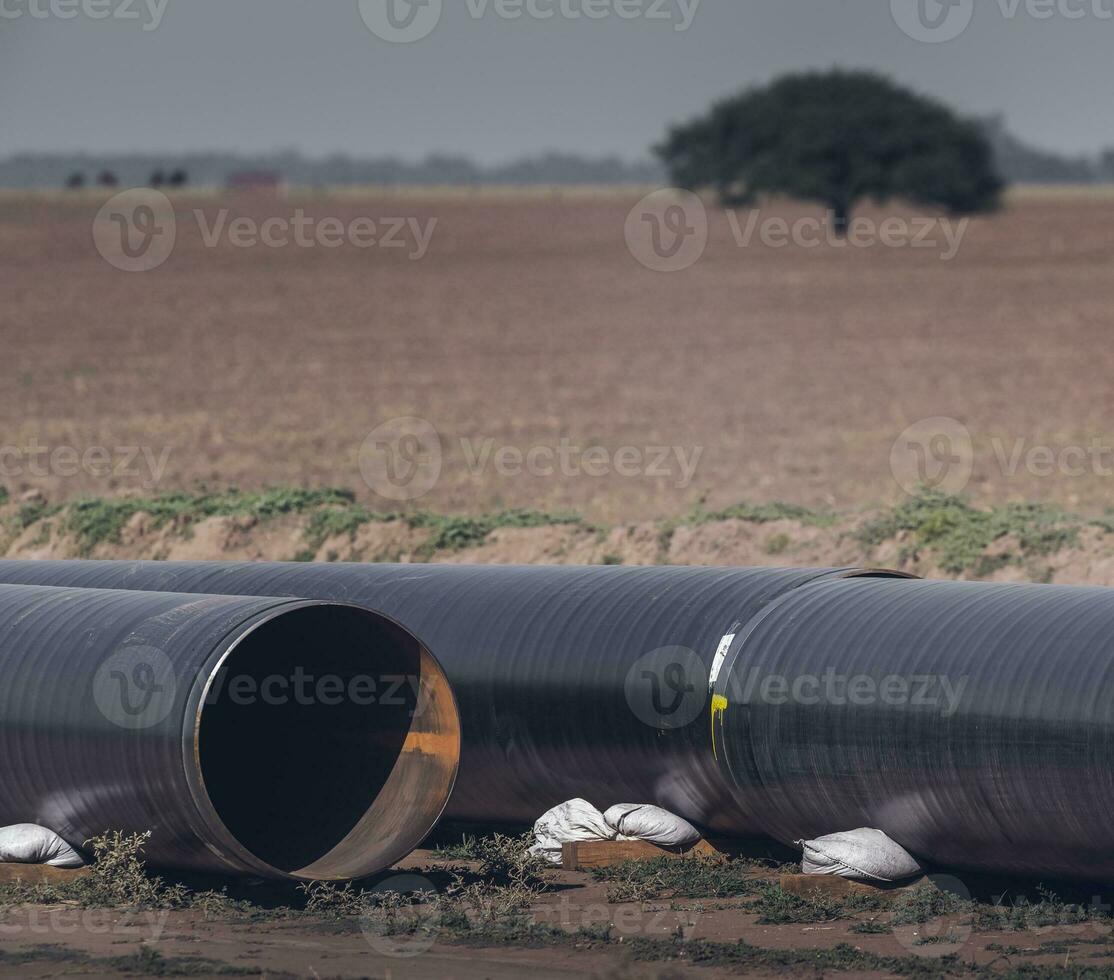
[979, 115, 1113, 184]
[63, 167, 188, 189]
[5, 151, 664, 191]
[5, 128, 1112, 192]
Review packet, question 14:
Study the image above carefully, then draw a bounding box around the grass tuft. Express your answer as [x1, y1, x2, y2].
[684, 500, 837, 528]
[591, 856, 775, 901]
[857, 488, 1081, 576]
[63, 487, 356, 556]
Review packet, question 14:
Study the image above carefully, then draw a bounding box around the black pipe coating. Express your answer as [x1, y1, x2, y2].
[0, 582, 459, 880]
[0, 561, 879, 832]
[9, 561, 1109, 882]
[711, 575, 1114, 880]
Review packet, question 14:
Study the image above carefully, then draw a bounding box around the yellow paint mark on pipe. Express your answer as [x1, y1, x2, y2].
[710, 694, 728, 760]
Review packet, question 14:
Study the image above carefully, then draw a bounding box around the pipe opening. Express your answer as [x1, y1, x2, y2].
[196, 604, 459, 880]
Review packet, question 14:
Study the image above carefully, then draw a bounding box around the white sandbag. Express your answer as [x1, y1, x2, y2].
[603, 804, 701, 848]
[0, 824, 85, 868]
[797, 828, 922, 882]
[529, 799, 617, 865]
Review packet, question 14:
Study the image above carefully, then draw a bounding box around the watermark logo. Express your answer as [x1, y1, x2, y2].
[93, 188, 176, 272]
[358, 873, 441, 957]
[540, 892, 700, 939]
[194, 210, 436, 259]
[627, 191, 970, 271]
[625, 189, 708, 272]
[460, 437, 702, 489]
[891, 419, 1114, 496]
[891, 0, 974, 43]
[624, 646, 707, 729]
[728, 668, 969, 718]
[890, 417, 975, 496]
[727, 209, 969, 261]
[0, 442, 171, 488]
[892, 874, 973, 956]
[464, 0, 700, 30]
[893, 0, 1114, 43]
[204, 669, 426, 715]
[92, 645, 177, 730]
[358, 0, 443, 42]
[0, 0, 169, 30]
[358, 420, 703, 501]
[359, 417, 443, 502]
[0, 908, 170, 941]
[358, 0, 700, 42]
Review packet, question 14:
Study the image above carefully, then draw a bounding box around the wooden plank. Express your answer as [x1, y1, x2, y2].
[0, 863, 92, 884]
[778, 873, 928, 900]
[562, 838, 725, 870]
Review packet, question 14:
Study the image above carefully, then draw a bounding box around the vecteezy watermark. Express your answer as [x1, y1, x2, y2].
[625, 190, 970, 272]
[0, 908, 170, 941]
[459, 438, 702, 489]
[624, 188, 709, 272]
[357, 0, 701, 43]
[892, 874, 973, 956]
[358, 873, 442, 957]
[193, 210, 437, 259]
[356, 872, 701, 958]
[0, 441, 172, 488]
[891, 417, 1114, 496]
[890, 417, 975, 496]
[358, 419, 703, 501]
[892, 0, 1114, 43]
[0, 0, 169, 30]
[359, 417, 443, 502]
[725, 209, 969, 261]
[725, 668, 970, 717]
[92, 645, 178, 730]
[203, 669, 428, 716]
[358, 0, 443, 42]
[93, 189, 438, 272]
[624, 646, 707, 729]
[538, 892, 701, 940]
[93, 188, 177, 273]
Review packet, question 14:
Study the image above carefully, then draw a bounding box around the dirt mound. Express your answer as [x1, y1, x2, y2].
[4, 487, 1114, 585]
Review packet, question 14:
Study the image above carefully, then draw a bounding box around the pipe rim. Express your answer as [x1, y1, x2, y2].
[180, 600, 460, 881]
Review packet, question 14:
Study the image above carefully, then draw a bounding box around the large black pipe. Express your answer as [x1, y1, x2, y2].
[6, 563, 1114, 880]
[711, 576, 1114, 880]
[0, 562, 894, 832]
[0, 583, 459, 880]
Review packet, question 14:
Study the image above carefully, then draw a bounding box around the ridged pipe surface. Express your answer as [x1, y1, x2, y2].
[0, 582, 459, 880]
[0, 562, 885, 832]
[711, 576, 1114, 880]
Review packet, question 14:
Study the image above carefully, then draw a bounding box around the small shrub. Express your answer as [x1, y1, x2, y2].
[751, 883, 857, 924]
[891, 882, 971, 925]
[765, 533, 791, 556]
[857, 489, 1079, 576]
[411, 510, 585, 558]
[685, 501, 835, 528]
[591, 857, 767, 900]
[971, 885, 1107, 933]
[851, 919, 892, 934]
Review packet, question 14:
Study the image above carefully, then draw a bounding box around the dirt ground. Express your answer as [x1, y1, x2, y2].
[5, 187, 1114, 976]
[4, 849, 1114, 979]
[5, 188, 1114, 521]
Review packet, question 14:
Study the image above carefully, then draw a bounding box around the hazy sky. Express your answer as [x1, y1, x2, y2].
[3, 0, 1111, 161]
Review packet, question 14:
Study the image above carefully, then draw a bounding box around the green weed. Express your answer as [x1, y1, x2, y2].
[857, 489, 1080, 576]
[591, 857, 768, 901]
